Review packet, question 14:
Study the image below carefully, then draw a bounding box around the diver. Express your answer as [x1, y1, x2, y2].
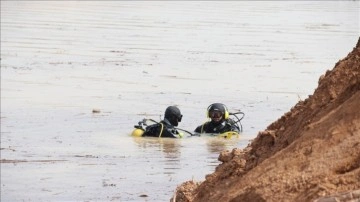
[194, 103, 242, 135]
[141, 106, 183, 138]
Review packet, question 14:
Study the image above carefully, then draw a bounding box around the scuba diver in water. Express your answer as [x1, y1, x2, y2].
[194, 103, 242, 135]
[139, 106, 184, 138]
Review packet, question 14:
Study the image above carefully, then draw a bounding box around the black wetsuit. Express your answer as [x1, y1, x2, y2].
[142, 119, 180, 138]
[194, 118, 240, 134]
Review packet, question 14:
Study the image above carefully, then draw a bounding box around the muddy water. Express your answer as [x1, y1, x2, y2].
[1, 1, 359, 201]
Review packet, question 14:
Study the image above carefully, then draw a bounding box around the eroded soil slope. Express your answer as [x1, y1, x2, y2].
[174, 37, 360, 202]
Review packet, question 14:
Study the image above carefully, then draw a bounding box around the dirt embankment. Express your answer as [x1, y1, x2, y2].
[173, 37, 360, 202]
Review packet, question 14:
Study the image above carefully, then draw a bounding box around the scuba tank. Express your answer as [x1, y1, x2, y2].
[218, 131, 240, 139]
[131, 119, 147, 137]
[131, 127, 144, 137]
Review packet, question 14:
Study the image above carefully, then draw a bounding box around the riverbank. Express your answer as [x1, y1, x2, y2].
[173, 38, 360, 201]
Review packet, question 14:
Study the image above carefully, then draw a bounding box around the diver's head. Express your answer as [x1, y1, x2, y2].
[164, 106, 182, 126]
[207, 103, 228, 123]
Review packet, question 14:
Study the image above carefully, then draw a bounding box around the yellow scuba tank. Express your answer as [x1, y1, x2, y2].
[131, 128, 144, 137]
[132, 119, 148, 137]
[218, 131, 240, 139]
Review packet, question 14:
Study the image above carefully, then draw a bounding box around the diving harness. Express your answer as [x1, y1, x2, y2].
[131, 118, 194, 138]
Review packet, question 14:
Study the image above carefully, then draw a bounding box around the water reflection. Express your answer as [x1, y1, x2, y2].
[132, 137, 181, 174]
[206, 137, 240, 154]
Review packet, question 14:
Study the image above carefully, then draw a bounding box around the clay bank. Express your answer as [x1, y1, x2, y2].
[173, 38, 360, 202]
